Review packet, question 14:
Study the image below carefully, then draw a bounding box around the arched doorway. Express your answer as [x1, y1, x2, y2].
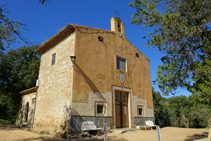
[25, 102, 29, 122]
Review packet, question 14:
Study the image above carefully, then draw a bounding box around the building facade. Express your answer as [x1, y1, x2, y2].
[17, 17, 154, 133]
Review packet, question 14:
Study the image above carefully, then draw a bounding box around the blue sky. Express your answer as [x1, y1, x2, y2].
[2, 0, 191, 97]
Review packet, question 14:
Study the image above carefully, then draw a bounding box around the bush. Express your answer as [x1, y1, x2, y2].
[0, 119, 8, 123]
[39, 131, 50, 135]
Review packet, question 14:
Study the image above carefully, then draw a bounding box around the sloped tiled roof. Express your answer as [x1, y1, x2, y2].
[19, 87, 37, 95]
[35, 24, 75, 54]
[35, 24, 114, 54]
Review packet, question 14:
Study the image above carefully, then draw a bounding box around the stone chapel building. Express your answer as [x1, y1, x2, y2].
[16, 17, 154, 133]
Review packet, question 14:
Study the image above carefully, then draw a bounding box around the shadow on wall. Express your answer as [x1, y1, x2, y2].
[60, 105, 84, 135]
[15, 103, 25, 125]
[184, 132, 208, 141]
[74, 63, 110, 106]
[15, 102, 34, 126]
[60, 105, 112, 135]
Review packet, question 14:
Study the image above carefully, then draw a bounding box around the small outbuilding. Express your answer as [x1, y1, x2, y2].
[16, 87, 37, 126]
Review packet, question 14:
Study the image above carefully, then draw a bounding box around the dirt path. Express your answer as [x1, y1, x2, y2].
[71, 127, 208, 141]
[0, 123, 209, 141]
[0, 123, 62, 141]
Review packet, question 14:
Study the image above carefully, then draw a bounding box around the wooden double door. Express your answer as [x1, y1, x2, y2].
[115, 91, 129, 128]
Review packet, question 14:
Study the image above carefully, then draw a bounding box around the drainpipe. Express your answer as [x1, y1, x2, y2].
[31, 79, 39, 128]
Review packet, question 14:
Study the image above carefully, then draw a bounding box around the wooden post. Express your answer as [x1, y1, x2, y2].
[208, 128, 211, 141]
[104, 123, 107, 141]
[157, 125, 161, 141]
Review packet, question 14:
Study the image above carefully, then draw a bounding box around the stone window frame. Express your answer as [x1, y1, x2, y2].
[51, 53, 56, 66]
[95, 101, 106, 116]
[137, 105, 144, 117]
[116, 56, 127, 72]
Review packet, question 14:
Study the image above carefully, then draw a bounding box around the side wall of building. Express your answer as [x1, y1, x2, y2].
[33, 32, 75, 132]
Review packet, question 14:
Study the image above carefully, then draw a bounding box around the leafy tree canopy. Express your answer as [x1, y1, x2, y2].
[130, 0, 211, 98]
[152, 88, 211, 128]
[0, 45, 40, 119]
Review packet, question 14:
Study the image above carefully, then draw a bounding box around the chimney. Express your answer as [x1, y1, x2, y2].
[110, 17, 125, 37]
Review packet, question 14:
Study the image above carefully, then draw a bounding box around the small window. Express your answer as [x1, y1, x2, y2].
[138, 107, 144, 116]
[139, 108, 143, 115]
[97, 105, 103, 114]
[51, 53, 56, 66]
[117, 56, 126, 71]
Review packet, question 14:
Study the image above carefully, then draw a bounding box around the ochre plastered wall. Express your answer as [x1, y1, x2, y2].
[133, 95, 154, 117]
[72, 23, 153, 114]
[71, 91, 112, 116]
[15, 92, 36, 125]
[33, 32, 75, 131]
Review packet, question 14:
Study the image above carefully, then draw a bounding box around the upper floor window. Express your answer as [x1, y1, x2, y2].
[51, 53, 56, 66]
[117, 56, 126, 71]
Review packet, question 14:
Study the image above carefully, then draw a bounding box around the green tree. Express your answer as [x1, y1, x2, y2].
[0, 45, 40, 119]
[152, 88, 170, 126]
[130, 0, 211, 97]
[167, 96, 191, 127]
[152, 88, 211, 128]
[189, 104, 211, 128]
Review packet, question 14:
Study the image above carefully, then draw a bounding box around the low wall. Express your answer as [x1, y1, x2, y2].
[70, 116, 112, 134]
[134, 117, 155, 126]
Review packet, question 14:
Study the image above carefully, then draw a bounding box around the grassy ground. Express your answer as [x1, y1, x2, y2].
[0, 119, 8, 123]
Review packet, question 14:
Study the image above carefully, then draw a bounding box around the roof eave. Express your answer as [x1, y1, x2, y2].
[35, 25, 76, 54]
[19, 87, 37, 95]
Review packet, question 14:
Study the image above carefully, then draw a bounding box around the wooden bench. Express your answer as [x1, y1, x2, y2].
[81, 121, 102, 134]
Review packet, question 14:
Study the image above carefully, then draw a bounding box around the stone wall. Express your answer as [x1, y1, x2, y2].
[15, 92, 36, 125]
[33, 32, 75, 132]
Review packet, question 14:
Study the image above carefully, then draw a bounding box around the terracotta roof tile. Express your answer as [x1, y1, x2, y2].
[36, 24, 75, 54]
[35, 24, 114, 54]
[19, 87, 37, 95]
